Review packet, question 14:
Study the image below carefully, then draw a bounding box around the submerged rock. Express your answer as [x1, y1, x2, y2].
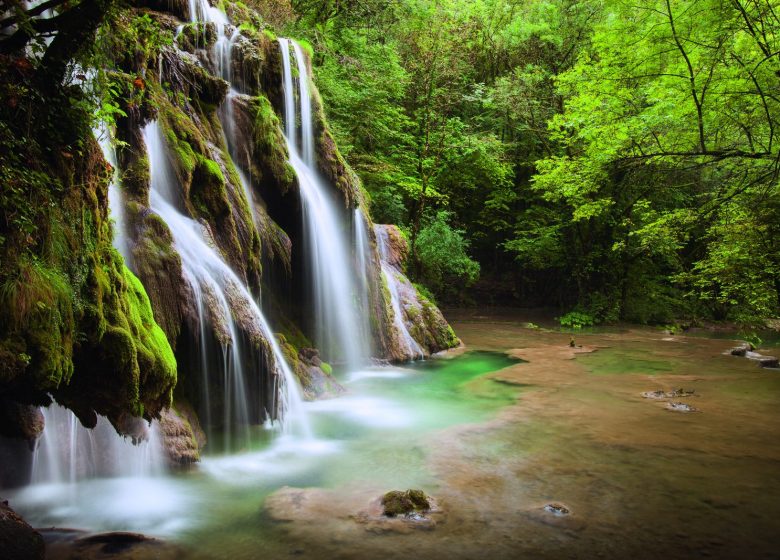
[666, 401, 698, 413]
[755, 356, 779, 369]
[641, 388, 695, 399]
[381, 489, 432, 517]
[0, 500, 44, 560]
[543, 503, 571, 516]
[43, 530, 187, 560]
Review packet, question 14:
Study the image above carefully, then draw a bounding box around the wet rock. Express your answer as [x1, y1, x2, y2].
[730, 346, 748, 357]
[543, 503, 571, 516]
[666, 402, 698, 413]
[114, 414, 152, 444]
[136, 0, 190, 21]
[44, 530, 187, 560]
[299, 347, 322, 367]
[0, 397, 44, 448]
[381, 489, 431, 517]
[756, 356, 779, 369]
[0, 500, 44, 560]
[375, 224, 460, 362]
[159, 403, 205, 466]
[641, 388, 695, 399]
[176, 22, 218, 53]
[739, 349, 780, 369]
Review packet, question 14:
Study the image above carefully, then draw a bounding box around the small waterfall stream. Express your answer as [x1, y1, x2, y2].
[32, 404, 166, 484]
[354, 208, 374, 354]
[95, 124, 131, 265]
[279, 38, 367, 367]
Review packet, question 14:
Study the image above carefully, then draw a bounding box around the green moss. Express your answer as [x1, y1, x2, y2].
[0, 256, 75, 388]
[191, 154, 229, 220]
[320, 361, 332, 375]
[381, 489, 431, 517]
[251, 95, 295, 193]
[263, 28, 277, 41]
[123, 266, 177, 376]
[297, 38, 314, 60]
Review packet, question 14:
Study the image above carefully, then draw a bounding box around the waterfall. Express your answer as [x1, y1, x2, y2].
[354, 208, 374, 355]
[95, 125, 131, 264]
[375, 226, 425, 360]
[279, 38, 367, 367]
[142, 121, 311, 445]
[32, 404, 165, 484]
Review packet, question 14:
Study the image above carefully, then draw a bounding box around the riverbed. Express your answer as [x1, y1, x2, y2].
[10, 312, 780, 559]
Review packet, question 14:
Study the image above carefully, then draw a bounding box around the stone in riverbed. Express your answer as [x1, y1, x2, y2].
[543, 503, 571, 516]
[641, 388, 695, 399]
[756, 356, 779, 369]
[730, 344, 751, 357]
[0, 500, 44, 560]
[666, 401, 698, 413]
[381, 489, 431, 517]
[43, 530, 186, 560]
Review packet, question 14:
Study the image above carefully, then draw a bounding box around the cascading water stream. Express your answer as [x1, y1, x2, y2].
[95, 124, 131, 264]
[142, 121, 311, 443]
[279, 38, 367, 367]
[188, 0, 259, 230]
[32, 404, 166, 485]
[354, 209, 374, 354]
[375, 226, 425, 360]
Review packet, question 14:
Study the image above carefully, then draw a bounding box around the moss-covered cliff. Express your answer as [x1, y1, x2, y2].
[0, 0, 459, 461]
[0, 54, 176, 433]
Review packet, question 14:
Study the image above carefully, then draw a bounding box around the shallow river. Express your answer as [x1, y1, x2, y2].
[9, 312, 780, 559]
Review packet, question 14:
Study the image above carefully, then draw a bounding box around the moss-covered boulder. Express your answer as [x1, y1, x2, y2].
[381, 489, 432, 517]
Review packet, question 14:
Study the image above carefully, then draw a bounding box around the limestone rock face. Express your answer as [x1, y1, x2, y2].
[375, 225, 460, 362]
[0, 500, 45, 560]
[158, 402, 205, 466]
[379, 226, 408, 269]
[297, 348, 345, 400]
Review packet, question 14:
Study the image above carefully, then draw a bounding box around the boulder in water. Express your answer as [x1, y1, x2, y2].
[756, 356, 779, 369]
[666, 401, 698, 413]
[641, 388, 695, 399]
[381, 489, 432, 517]
[0, 500, 44, 560]
[44, 530, 186, 560]
[543, 503, 571, 516]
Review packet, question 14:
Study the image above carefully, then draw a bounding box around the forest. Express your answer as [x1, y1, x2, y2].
[290, 0, 780, 326]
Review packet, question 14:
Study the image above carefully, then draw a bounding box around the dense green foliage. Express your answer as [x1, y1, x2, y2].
[288, 0, 780, 325]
